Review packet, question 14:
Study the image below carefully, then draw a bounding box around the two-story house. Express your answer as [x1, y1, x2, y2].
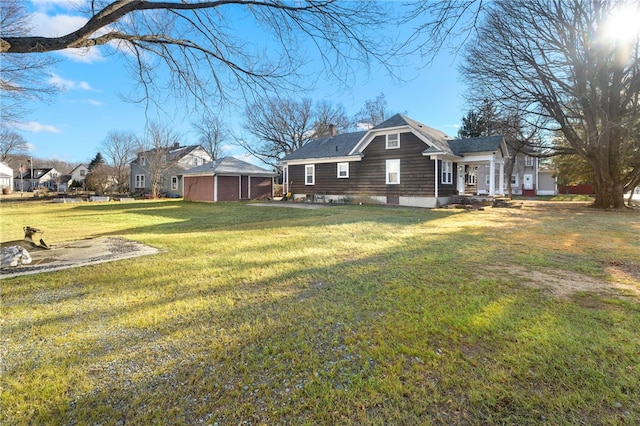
[130, 143, 212, 197]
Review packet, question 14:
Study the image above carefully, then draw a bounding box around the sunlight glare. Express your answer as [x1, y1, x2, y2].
[602, 3, 640, 44]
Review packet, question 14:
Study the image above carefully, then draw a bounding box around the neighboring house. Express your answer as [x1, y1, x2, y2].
[279, 114, 510, 208]
[0, 162, 13, 193]
[58, 164, 89, 192]
[13, 168, 60, 192]
[183, 156, 275, 202]
[130, 143, 212, 197]
[474, 148, 557, 196]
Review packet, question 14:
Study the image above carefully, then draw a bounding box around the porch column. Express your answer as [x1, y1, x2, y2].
[434, 157, 439, 198]
[489, 158, 495, 196]
[499, 161, 505, 196]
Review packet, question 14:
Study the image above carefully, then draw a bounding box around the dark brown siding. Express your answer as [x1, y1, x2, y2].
[218, 176, 240, 201]
[290, 132, 456, 198]
[250, 177, 273, 199]
[184, 176, 214, 202]
[241, 176, 249, 199]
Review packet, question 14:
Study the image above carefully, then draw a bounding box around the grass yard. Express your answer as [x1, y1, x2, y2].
[1, 199, 639, 425]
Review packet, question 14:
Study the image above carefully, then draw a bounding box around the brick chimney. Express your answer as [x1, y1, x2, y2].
[329, 124, 337, 137]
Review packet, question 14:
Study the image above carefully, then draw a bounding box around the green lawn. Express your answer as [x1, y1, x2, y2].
[1, 199, 639, 425]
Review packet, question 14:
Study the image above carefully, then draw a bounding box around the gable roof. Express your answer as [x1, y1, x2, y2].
[447, 135, 506, 156]
[14, 168, 56, 180]
[132, 144, 207, 164]
[184, 156, 275, 176]
[374, 114, 454, 155]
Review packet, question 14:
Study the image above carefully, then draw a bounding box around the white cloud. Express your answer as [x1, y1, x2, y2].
[48, 73, 95, 91]
[86, 99, 104, 106]
[14, 121, 62, 134]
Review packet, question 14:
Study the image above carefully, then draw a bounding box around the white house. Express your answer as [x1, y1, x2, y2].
[0, 162, 13, 193]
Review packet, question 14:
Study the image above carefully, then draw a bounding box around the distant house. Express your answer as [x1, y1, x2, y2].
[130, 143, 212, 197]
[0, 162, 13, 193]
[475, 148, 557, 196]
[57, 163, 89, 192]
[13, 167, 60, 192]
[183, 157, 275, 202]
[279, 114, 510, 208]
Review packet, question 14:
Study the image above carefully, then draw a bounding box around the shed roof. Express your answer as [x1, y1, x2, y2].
[447, 135, 505, 156]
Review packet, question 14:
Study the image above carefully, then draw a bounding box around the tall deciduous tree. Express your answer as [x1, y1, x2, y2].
[1, 1, 396, 110]
[0, 0, 58, 123]
[353, 93, 390, 129]
[192, 115, 227, 161]
[460, 0, 640, 208]
[0, 128, 29, 161]
[240, 97, 347, 165]
[138, 122, 180, 198]
[101, 130, 137, 193]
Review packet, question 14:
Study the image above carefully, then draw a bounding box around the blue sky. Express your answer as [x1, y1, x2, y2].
[11, 1, 468, 166]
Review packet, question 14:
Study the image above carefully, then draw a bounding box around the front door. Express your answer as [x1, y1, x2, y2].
[523, 174, 533, 190]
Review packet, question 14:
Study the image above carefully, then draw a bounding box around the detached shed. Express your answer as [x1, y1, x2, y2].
[183, 157, 275, 202]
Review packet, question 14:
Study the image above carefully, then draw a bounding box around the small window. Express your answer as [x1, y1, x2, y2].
[337, 162, 349, 178]
[525, 156, 534, 166]
[171, 176, 178, 190]
[140, 156, 147, 167]
[79, 169, 85, 177]
[135, 174, 146, 189]
[386, 133, 400, 149]
[192, 157, 199, 166]
[305, 164, 315, 185]
[511, 174, 518, 186]
[386, 159, 400, 184]
[441, 160, 452, 184]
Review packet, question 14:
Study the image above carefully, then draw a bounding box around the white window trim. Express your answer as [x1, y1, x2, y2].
[171, 176, 178, 190]
[337, 162, 349, 178]
[525, 156, 534, 166]
[485, 175, 491, 186]
[511, 174, 518, 186]
[140, 156, 146, 167]
[441, 160, 452, 184]
[305, 164, 315, 185]
[386, 159, 400, 184]
[135, 174, 146, 189]
[386, 133, 400, 149]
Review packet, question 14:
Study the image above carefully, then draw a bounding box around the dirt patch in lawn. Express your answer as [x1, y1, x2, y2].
[1, 237, 161, 278]
[499, 264, 640, 301]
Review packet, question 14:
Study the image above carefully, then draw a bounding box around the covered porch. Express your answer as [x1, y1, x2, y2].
[456, 155, 506, 197]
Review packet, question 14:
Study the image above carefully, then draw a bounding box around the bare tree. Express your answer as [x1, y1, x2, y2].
[353, 93, 391, 129]
[1, 1, 397, 111]
[239, 97, 315, 165]
[313, 100, 351, 138]
[192, 115, 227, 161]
[0, 128, 29, 161]
[460, 0, 640, 209]
[0, 0, 58, 123]
[102, 130, 137, 193]
[240, 97, 349, 165]
[138, 122, 181, 198]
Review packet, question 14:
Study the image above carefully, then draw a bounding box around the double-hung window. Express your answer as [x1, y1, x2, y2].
[386, 159, 400, 184]
[135, 174, 146, 189]
[525, 156, 534, 166]
[337, 162, 349, 178]
[441, 160, 452, 184]
[386, 133, 400, 149]
[305, 164, 315, 185]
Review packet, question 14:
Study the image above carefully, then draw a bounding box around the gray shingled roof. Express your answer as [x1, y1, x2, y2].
[447, 135, 505, 156]
[281, 131, 367, 161]
[184, 156, 275, 176]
